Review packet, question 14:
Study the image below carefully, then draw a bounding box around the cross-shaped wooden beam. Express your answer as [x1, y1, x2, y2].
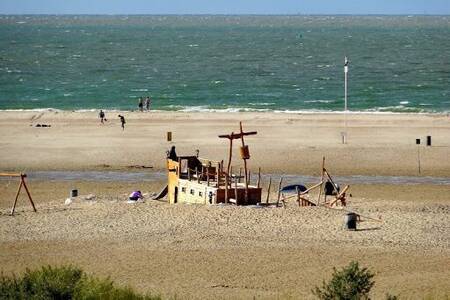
[218, 122, 257, 204]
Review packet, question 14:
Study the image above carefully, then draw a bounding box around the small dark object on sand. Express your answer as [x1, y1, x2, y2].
[35, 124, 51, 127]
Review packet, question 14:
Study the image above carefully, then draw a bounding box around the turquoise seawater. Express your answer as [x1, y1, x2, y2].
[0, 15, 449, 113]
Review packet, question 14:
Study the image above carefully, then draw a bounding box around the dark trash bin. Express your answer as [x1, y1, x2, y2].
[344, 212, 358, 230]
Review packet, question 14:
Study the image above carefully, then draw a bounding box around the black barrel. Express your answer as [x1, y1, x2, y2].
[344, 213, 358, 230]
[426, 136, 431, 146]
[70, 189, 78, 198]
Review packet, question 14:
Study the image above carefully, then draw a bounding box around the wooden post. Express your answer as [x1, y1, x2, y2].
[21, 175, 36, 212]
[226, 133, 234, 175]
[277, 177, 283, 207]
[216, 162, 220, 187]
[225, 174, 229, 204]
[201, 166, 204, 182]
[225, 137, 233, 204]
[239, 168, 242, 183]
[10, 178, 23, 216]
[296, 186, 301, 207]
[234, 177, 238, 205]
[239, 122, 249, 202]
[257, 167, 261, 188]
[248, 170, 251, 186]
[317, 156, 325, 205]
[207, 168, 210, 186]
[230, 166, 233, 188]
[266, 177, 272, 204]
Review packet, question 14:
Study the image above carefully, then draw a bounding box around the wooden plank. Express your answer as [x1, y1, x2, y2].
[0, 173, 23, 177]
[218, 131, 257, 139]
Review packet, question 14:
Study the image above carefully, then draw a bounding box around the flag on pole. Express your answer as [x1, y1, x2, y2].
[344, 56, 349, 73]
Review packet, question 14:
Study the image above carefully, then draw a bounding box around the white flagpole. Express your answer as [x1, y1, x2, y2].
[342, 56, 349, 144]
[344, 56, 349, 111]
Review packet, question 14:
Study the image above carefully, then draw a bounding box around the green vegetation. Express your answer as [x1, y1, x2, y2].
[0, 265, 161, 300]
[313, 261, 375, 300]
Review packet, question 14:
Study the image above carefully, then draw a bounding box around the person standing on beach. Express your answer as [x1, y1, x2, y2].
[118, 115, 126, 130]
[145, 96, 151, 111]
[138, 97, 143, 112]
[99, 110, 106, 124]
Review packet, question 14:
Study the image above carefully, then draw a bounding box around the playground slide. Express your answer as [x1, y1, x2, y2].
[152, 185, 168, 200]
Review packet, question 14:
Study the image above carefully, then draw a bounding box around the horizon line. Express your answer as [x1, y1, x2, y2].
[1, 13, 450, 17]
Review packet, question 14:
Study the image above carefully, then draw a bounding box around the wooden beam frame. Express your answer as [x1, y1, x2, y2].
[0, 173, 37, 216]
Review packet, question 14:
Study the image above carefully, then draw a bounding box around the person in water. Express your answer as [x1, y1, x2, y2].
[129, 190, 144, 201]
[99, 110, 106, 124]
[118, 115, 126, 130]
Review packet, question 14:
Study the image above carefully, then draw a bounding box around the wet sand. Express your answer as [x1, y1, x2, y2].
[0, 110, 449, 176]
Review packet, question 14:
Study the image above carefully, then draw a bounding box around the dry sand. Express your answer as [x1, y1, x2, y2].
[0, 111, 449, 299]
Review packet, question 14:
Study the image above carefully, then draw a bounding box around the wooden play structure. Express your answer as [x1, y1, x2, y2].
[0, 173, 36, 216]
[276, 157, 350, 208]
[166, 122, 262, 205]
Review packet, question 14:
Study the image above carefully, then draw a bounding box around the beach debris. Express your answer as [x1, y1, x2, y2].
[0, 172, 36, 216]
[275, 157, 350, 208]
[35, 124, 51, 127]
[65, 194, 96, 205]
[83, 194, 96, 201]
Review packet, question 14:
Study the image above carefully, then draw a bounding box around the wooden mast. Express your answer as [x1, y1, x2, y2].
[218, 122, 257, 204]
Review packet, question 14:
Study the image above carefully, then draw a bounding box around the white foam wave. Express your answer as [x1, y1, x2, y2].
[0, 108, 63, 112]
[304, 100, 334, 104]
[248, 102, 275, 106]
[177, 106, 270, 113]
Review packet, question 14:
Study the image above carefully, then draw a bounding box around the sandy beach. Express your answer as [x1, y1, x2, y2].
[1, 110, 449, 299]
[0, 110, 449, 176]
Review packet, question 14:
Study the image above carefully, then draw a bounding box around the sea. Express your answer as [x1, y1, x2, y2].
[0, 15, 449, 113]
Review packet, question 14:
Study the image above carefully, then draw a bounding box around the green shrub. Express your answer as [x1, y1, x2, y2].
[0, 265, 160, 300]
[21, 265, 83, 299]
[313, 261, 375, 300]
[74, 275, 160, 300]
[0, 274, 24, 299]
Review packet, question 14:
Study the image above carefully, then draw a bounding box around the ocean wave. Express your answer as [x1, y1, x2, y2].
[177, 106, 270, 113]
[0, 106, 447, 115]
[0, 108, 63, 112]
[248, 102, 276, 106]
[303, 100, 334, 104]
